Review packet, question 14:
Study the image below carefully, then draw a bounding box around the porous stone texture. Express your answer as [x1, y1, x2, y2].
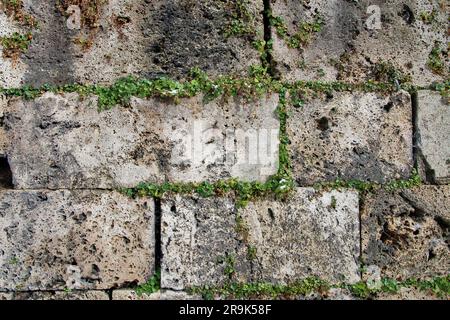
[270, 0, 449, 85]
[288, 91, 413, 185]
[375, 288, 442, 300]
[0, 0, 262, 87]
[161, 188, 360, 290]
[112, 290, 201, 301]
[161, 196, 250, 290]
[239, 188, 361, 283]
[417, 90, 450, 184]
[362, 186, 450, 280]
[4, 92, 279, 189]
[0, 11, 27, 88]
[0, 190, 154, 291]
[0, 95, 7, 156]
[4, 291, 109, 300]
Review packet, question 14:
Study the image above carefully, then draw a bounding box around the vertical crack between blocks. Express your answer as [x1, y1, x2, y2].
[154, 198, 162, 282]
[262, 0, 275, 77]
[358, 193, 365, 280]
[411, 91, 419, 170]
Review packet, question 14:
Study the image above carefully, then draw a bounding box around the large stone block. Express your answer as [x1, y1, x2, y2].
[0, 0, 262, 87]
[417, 91, 449, 184]
[288, 91, 413, 185]
[112, 290, 200, 301]
[161, 188, 360, 290]
[0, 190, 154, 291]
[4, 92, 279, 189]
[270, 0, 448, 85]
[5, 291, 110, 300]
[362, 186, 450, 280]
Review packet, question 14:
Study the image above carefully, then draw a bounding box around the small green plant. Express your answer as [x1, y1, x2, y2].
[135, 269, 161, 296]
[269, 12, 324, 49]
[427, 42, 446, 75]
[0, 32, 32, 59]
[190, 275, 450, 300]
[419, 10, 438, 25]
[246, 246, 257, 261]
[224, 0, 256, 38]
[217, 254, 236, 279]
[1, 0, 38, 28]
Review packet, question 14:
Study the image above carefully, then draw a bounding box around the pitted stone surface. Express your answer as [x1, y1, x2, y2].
[288, 91, 413, 185]
[0, 0, 262, 87]
[362, 186, 450, 280]
[112, 290, 201, 301]
[0, 190, 154, 291]
[161, 188, 360, 290]
[4, 92, 279, 189]
[5, 291, 109, 300]
[417, 91, 450, 184]
[271, 0, 448, 85]
[161, 196, 250, 290]
[239, 188, 361, 283]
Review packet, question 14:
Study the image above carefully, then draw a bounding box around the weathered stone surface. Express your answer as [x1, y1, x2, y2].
[4, 92, 279, 189]
[374, 288, 442, 300]
[362, 186, 450, 280]
[161, 188, 360, 290]
[288, 91, 413, 185]
[161, 196, 250, 290]
[5, 291, 109, 300]
[112, 290, 201, 301]
[0, 190, 154, 290]
[0, 0, 262, 87]
[271, 0, 449, 85]
[417, 91, 450, 184]
[239, 189, 361, 283]
[0, 95, 7, 156]
[0, 292, 12, 300]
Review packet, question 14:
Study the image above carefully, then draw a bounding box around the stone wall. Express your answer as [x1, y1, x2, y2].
[0, 0, 448, 300]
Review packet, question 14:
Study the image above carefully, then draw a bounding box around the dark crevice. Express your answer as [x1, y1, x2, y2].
[411, 91, 419, 170]
[154, 198, 162, 277]
[262, 0, 276, 77]
[358, 194, 364, 278]
[0, 157, 13, 189]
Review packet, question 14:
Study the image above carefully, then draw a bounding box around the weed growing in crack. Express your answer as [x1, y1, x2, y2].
[135, 269, 161, 296]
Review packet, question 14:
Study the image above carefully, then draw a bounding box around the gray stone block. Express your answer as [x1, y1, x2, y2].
[7, 291, 110, 300]
[1, 0, 263, 87]
[288, 91, 413, 185]
[362, 186, 450, 280]
[417, 90, 450, 184]
[271, 0, 448, 85]
[161, 188, 360, 290]
[0, 190, 155, 290]
[4, 92, 279, 189]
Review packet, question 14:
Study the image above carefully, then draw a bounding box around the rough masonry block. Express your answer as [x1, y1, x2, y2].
[270, 0, 448, 85]
[161, 188, 360, 290]
[362, 186, 450, 280]
[3, 291, 109, 300]
[0, 190, 154, 291]
[288, 91, 413, 185]
[4, 92, 279, 189]
[0, 0, 262, 87]
[417, 90, 450, 184]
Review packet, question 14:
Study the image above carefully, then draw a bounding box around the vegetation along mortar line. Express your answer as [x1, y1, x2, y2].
[0, 67, 448, 110]
[132, 275, 450, 300]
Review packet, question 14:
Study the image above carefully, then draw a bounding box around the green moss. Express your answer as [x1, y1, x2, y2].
[135, 269, 161, 296]
[1, 0, 38, 28]
[427, 42, 446, 75]
[190, 275, 450, 300]
[246, 246, 257, 261]
[224, 0, 257, 38]
[217, 254, 236, 279]
[314, 169, 422, 193]
[268, 12, 324, 49]
[371, 61, 412, 85]
[0, 32, 32, 58]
